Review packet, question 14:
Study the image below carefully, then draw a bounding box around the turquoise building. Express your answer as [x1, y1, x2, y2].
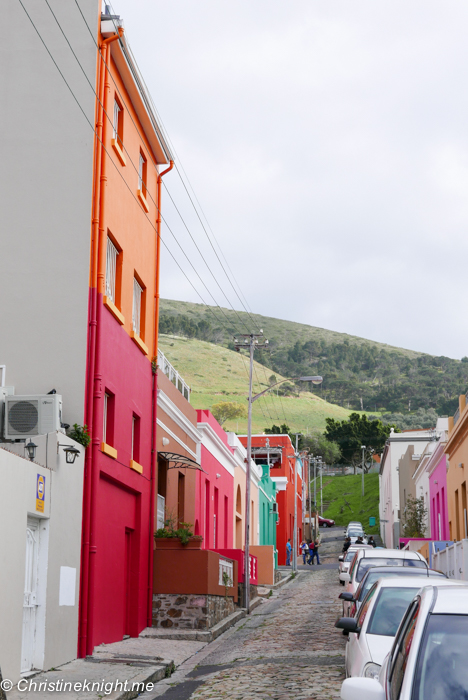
[258, 464, 278, 568]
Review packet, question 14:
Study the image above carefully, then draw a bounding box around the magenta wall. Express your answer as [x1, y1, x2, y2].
[82, 298, 153, 651]
[195, 410, 234, 551]
[429, 454, 449, 540]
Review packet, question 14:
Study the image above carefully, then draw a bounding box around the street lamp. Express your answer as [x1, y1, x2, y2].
[235, 332, 323, 609]
[25, 440, 37, 461]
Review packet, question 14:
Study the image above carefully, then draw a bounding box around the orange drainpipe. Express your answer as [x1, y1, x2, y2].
[79, 26, 123, 659]
[148, 159, 174, 627]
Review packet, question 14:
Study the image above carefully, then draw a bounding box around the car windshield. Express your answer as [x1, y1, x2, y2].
[358, 570, 443, 602]
[345, 550, 358, 562]
[367, 587, 417, 637]
[348, 531, 363, 537]
[412, 614, 468, 699]
[356, 558, 405, 582]
[404, 559, 427, 568]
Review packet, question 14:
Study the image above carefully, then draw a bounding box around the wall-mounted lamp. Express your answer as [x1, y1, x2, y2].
[459, 463, 464, 469]
[434, 480, 438, 485]
[25, 440, 37, 461]
[216, 473, 221, 479]
[57, 443, 80, 464]
[162, 437, 170, 446]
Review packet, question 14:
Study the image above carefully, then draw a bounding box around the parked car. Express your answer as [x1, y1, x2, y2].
[339, 545, 373, 585]
[319, 515, 335, 527]
[336, 577, 468, 681]
[342, 548, 427, 599]
[339, 584, 468, 699]
[339, 566, 447, 617]
[345, 523, 365, 538]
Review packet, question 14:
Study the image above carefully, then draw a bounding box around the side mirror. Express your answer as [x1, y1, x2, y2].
[339, 592, 354, 601]
[341, 678, 385, 700]
[335, 617, 360, 634]
[342, 572, 350, 583]
[338, 555, 344, 562]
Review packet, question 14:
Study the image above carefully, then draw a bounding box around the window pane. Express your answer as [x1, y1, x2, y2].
[113, 100, 120, 140]
[133, 278, 142, 335]
[367, 588, 417, 637]
[412, 614, 468, 700]
[105, 238, 118, 302]
[139, 153, 144, 190]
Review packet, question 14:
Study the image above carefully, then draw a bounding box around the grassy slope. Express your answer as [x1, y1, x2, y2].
[321, 474, 380, 535]
[159, 334, 351, 433]
[160, 298, 423, 359]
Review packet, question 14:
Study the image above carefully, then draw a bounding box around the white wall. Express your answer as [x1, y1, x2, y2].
[0, 0, 99, 426]
[0, 433, 84, 682]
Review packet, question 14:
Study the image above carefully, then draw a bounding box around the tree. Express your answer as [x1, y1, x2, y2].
[211, 401, 247, 426]
[403, 495, 428, 537]
[324, 413, 396, 467]
[300, 432, 341, 464]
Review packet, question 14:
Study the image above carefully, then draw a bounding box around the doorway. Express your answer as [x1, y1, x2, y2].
[21, 517, 46, 674]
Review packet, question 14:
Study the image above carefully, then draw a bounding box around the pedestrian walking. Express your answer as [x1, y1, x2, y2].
[300, 540, 309, 564]
[368, 536, 376, 548]
[307, 539, 315, 565]
[309, 535, 322, 565]
[342, 537, 351, 553]
[286, 538, 292, 566]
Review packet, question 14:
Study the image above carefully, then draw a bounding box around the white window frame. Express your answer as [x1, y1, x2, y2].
[131, 415, 135, 460]
[132, 277, 143, 336]
[113, 99, 121, 142]
[105, 237, 118, 303]
[138, 152, 146, 192]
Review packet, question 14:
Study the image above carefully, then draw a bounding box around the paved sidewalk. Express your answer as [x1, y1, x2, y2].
[141, 534, 346, 699]
[7, 637, 206, 700]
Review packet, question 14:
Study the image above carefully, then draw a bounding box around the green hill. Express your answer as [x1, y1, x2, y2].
[321, 474, 380, 535]
[158, 335, 351, 434]
[160, 299, 468, 416]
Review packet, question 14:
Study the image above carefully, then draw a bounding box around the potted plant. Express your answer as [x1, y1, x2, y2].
[154, 514, 203, 549]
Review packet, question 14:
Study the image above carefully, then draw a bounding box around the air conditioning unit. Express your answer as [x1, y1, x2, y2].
[4, 394, 62, 439]
[271, 502, 278, 514]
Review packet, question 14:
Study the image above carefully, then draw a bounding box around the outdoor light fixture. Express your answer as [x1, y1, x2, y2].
[25, 440, 37, 461]
[299, 375, 323, 385]
[57, 443, 81, 464]
[63, 445, 80, 464]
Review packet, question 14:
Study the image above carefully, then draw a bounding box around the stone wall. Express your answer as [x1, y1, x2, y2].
[275, 569, 283, 584]
[152, 594, 236, 630]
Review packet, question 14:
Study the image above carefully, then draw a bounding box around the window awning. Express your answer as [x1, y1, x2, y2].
[158, 452, 207, 473]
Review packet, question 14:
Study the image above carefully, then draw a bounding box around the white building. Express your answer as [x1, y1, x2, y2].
[379, 428, 434, 547]
[0, 432, 84, 683]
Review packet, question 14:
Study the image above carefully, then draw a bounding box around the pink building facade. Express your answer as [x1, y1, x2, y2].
[429, 453, 450, 541]
[195, 410, 235, 550]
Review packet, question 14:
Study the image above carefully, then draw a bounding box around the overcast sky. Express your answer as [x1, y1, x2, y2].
[115, 0, 468, 359]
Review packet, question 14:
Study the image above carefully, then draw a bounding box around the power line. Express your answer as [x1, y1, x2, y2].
[16, 0, 244, 347]
[71, 0, 255, 338]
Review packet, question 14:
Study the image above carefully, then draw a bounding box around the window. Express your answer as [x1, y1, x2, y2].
[357, 582, 377, 629]
[367, 588, 418, 637]
[131, 414, 140, 463]
[138, 151, 147, 197]
[105, 238, 118, 303]
[113, 98, 123, 146]
[103, 392, 115, 446]
[132, 277, 143, 336]
[389, 600, 420, 699]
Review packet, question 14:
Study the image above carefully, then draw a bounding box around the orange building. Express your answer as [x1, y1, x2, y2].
[446, 394, 468, 540]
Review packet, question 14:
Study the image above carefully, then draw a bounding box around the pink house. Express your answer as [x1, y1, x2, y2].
[195, 410, 235, 550]
[426, 419, 450, 541]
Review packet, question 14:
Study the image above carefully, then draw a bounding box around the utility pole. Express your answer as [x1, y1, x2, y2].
[234, 332, 269, 612]
[320, 460, 323, 515]
[307, 454, 311, 539]
[361, 445, 366, 497]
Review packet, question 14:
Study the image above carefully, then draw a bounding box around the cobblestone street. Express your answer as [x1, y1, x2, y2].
[151, 530, 346, 700]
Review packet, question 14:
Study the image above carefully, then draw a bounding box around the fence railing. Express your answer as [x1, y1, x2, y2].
[157, 349, 191, 402]
[433, 539, 468, 579]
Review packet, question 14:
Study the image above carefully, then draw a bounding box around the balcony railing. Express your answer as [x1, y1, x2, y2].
[157, 348, 191, 402]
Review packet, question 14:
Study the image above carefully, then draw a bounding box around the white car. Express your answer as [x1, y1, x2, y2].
[336, 576, 468, 681]
[339, 546, 373, 585]
[339, 566, 446, 617]
[340, 583, 468, 699]
[342, 548, 427, 599]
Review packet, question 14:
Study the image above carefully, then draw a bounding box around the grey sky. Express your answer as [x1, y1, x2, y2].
[115, 0, 468, 359]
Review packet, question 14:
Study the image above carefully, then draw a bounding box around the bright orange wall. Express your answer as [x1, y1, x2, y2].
[97, 47, 161, 356]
